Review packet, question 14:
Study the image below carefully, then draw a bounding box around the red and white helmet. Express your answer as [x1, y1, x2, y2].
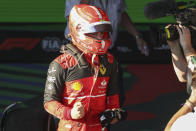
[69, 4, 112, 55]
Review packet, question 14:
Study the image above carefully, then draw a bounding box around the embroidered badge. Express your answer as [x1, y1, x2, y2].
[72, 82, 82, 91]
[101, 80, 107, 86]
[100, 64, 106, 75]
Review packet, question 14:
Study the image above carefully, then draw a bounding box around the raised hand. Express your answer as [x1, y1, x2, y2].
[71, 102, 85, 119]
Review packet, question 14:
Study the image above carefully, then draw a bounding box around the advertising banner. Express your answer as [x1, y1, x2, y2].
[0, 30, 64, 63]
[1, 29, 193, 64]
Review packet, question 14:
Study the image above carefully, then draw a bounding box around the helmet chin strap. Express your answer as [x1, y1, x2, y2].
[92, 53, 100, 66]
[92, 53, 97, 66]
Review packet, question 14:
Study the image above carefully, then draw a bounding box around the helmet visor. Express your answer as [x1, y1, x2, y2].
[85, 23, 112, 40]
[90, 24, 112, 33]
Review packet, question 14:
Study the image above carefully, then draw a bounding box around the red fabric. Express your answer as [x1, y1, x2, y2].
[44, 101, 72, 120]
[106, 53, 114, 63]
[44, 44, 118, 130]
[55, 53, 78, 69]
[106, 94, 120, 109]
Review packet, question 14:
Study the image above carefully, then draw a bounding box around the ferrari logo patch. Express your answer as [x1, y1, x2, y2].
[100, 64, 106, 75]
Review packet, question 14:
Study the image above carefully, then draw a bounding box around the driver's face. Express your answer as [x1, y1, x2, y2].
[85, 32, 110, 40]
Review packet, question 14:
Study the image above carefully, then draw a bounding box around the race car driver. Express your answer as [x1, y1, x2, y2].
[43, 4, 124, 131]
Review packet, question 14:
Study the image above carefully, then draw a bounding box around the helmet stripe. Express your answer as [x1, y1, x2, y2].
[90, 6, 102, 19]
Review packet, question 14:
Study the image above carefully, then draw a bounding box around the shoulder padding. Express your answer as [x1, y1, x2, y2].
[58, 44, 89, 69]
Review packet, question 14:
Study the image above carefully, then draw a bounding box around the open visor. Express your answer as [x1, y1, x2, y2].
[83, 21, 112, 40]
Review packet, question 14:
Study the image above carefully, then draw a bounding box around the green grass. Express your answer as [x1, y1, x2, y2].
[1, 0, 190, 23]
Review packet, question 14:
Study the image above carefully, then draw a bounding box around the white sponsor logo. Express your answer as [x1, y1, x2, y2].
[47, 84, 53, 90]
[48, 67, 56, 73]
[99, 86, 106, 89]
[99, 90, 105, 94]
[101, 80, 107, 86]
[99, 80, 107, 89]
[47, 76, 56, 83]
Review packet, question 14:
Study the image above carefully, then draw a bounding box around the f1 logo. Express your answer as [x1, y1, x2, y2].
[0, 38, 40, 50]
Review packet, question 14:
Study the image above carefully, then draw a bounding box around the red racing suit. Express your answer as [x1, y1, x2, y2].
[44, 44, 120, 131]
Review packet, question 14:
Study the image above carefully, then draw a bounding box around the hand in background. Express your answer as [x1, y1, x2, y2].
[177, 25, 192, 49]
[71, 102, 85, 119]
[136, 38, 149, 56]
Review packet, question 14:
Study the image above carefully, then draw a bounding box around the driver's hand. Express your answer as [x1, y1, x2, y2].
[71, 102, 85, 119]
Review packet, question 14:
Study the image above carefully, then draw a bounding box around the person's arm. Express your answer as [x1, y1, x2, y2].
[165, 25, 196, 131]
[106, 56, 120, 109]
[166, 25, 193, 82]
[121, 12, 149, 56]
[177, 25, 196, 60]
[44, 61, 73, 120]
[43, 61, 85, 120]
[164, 98, 195, 131]
[165, 85, 196, 131]
[167, 39, 187, 82]
[106, 56, 120, 124]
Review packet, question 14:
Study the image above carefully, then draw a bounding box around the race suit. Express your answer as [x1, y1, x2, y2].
[44, 44, 120, 131]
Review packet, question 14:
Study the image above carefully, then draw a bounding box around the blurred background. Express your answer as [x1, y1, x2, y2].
[0, 0, 191, 130]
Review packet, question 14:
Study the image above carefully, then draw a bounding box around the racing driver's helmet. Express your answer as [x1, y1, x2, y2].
[69, 4, 112, 55]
